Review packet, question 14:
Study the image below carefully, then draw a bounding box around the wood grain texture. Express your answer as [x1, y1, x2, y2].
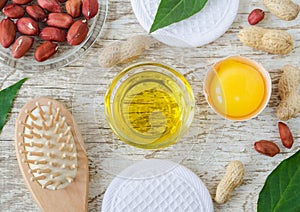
[15, 97, 88, 212]
[1, 0, 300, 211]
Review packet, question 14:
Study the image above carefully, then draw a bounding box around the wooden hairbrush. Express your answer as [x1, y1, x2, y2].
[15, 97, 88, 212]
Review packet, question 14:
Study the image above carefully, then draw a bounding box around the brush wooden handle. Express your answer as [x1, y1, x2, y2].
[15, 97, 89, 212]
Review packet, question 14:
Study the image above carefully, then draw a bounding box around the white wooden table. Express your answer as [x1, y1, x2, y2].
[1, 0, 300, 211]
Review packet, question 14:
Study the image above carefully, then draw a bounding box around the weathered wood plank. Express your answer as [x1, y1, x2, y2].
[1, 0, 300, 211]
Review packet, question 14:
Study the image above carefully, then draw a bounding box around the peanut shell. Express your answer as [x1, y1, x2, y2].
[277, 65, 300, 120]
[263, 0, 300, 21]
[238, 26, 293, 55]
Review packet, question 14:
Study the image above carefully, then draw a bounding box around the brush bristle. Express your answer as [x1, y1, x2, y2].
[18, 101, 78, 190]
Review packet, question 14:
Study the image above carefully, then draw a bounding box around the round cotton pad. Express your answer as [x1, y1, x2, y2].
[131, 0, 239, 47]
[102, 159, 213, 212]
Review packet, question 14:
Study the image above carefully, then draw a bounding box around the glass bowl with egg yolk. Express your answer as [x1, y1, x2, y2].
[204, 56, 272, 121]
[105, 62, 195, 149]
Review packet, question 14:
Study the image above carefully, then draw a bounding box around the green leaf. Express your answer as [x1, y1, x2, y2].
[0, 78, 28, 134]
[150, 0, 209, 33]
[258, 150, 300, 212]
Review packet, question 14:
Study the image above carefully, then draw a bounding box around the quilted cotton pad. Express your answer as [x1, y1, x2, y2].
[131, 0, 239, 47]
[102, 159, 213, 212]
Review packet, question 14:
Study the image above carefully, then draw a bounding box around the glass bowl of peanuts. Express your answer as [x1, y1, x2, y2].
[0, 0, 107, 71]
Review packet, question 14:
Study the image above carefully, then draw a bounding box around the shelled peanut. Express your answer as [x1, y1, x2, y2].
[12, 36, 34, 58]
[0, 0, 99, 62]
[278, 121, 294, 149]
[254, 121, 294, 157]
[248, 9, 265, 25]
[0, 18, 16, 48]
[0, 0, 8, 10]
[238, 26, 294, 55]
[34, 41, 58, 62]
[3, 4, 25, 19]
[66, 0, 82, 18]
[254, 140, 280, 157]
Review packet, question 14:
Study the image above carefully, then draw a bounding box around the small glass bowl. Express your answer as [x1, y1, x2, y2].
[0, 0, 107, 71]
[105, 62, 195, 150]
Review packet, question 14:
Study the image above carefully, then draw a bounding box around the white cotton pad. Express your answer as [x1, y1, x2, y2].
[131, 0, 239, 47]
[102, 159, 213, 212]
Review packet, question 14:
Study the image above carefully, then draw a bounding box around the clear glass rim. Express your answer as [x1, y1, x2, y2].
[104, 61, 195, 150]
[0, 0, 108, 71]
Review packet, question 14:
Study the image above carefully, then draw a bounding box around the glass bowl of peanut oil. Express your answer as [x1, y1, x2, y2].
[105, 62, 195, 149]
[204, 56, 272, 121]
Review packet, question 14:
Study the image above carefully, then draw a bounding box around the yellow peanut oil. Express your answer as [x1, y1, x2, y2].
[207, 58, 267, 120]
[105, 63, 194, 149]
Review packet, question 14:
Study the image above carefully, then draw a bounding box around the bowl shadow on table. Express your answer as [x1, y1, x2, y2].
[71, 59, 229, 178]
[71, 56, 242, 211]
